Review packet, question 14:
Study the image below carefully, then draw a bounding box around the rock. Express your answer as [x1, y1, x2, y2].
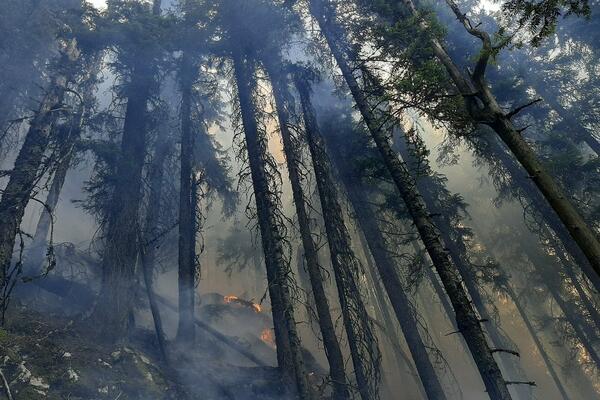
[110, 350, 121, 362]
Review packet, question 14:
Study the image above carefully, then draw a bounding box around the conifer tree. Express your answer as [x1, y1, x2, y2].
[91, 0, 164, 337]
[0, 38, 82, 321]
[307, 1, 513, 398]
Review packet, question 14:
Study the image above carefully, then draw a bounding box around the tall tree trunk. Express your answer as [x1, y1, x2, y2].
[267, 66, 349, 400]
[177, 51, 197, 344]
[361, 67, 513, 352]
[92, 58, 154, 338]
[475, 133, 600, 294]
[308, 2, 512, 398]
[387, 129, 529, 392]
[322, 118, 446, 399]
[231, 50, 311, 399]
[358, 235, 428, 400]
[25, 103, 85, 274]
[0, 40, 79, 320]
[140, 135, 172, 365]
[294, 74, 381, 400]
[504, 284, 570, 400]
[347, 185, 448, 400]
[92, 0, 162, 338]
[402, 0, 600, 278]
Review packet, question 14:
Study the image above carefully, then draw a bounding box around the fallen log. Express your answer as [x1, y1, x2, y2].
[22, 273, 270, 367]
[141, 294, 270, 367]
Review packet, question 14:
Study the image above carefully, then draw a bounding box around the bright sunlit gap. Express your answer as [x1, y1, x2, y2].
[89, 0, 107, 9]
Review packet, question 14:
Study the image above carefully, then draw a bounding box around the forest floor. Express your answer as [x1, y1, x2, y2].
[0, 305, 174, 399]
[0, 290, 322, 399]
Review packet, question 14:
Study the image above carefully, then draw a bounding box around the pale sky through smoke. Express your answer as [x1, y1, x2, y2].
[89, 0, 107, 9]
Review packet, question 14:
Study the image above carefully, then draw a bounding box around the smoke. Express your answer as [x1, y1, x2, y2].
[1, 0, 599, 399]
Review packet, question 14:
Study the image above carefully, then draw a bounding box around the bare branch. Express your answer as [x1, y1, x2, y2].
[505, 381, 536, 387]
[0, 368, 14, 400]
[444, 0, 493, 82]
[506, 98, 543, 119]
[491, 348, 520, 357]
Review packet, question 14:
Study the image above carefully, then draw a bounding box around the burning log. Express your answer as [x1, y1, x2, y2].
[154, 295, 268, 367]
[223, 295, 262, 313]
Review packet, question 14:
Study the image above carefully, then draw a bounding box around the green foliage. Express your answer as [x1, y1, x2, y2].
[345, 0, 473, 135]
[539, 131, 600, 230]
[502, 0, 591, 45]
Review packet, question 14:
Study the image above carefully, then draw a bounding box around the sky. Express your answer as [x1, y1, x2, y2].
[89, 0, 106, 9]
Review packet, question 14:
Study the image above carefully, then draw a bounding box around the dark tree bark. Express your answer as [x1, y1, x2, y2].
[404, 0, 600, 279]
[294, 74, 381, 400]
[308, 2, 512, 398]
[25, 98, 87, 275]
[91, 0, 162, 339]
[267, 66, 349, 400]
[322, 110, 446, 399]
[474, 133, 600, 294]
[140, 135, 172, 365]
[0, 40, 79, 318]
[92, 59, 154, 338]
[346, 185, 448, 400]
[387, 129, 529, 389]
[360, 67, 518, 360]
[176, 51, 197, 344]
[231, 50, 311, 399]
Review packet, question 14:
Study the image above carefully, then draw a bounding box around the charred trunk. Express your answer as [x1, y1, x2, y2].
[92, 59, 154, 338]
[294, 74, 381, 400]
[388, 129, 528, 389]
[231, 50, 311, 399]
[140, 135, 172, 364]
[267, 66, 349, 400]
[0, 41, 79, 320]
[400, 0, 600, 280]
[177, 51, 197, 344]
[308, 2, 512, 398]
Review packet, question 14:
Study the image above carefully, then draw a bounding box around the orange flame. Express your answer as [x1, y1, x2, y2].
[260, 328, 276, 348]
[224, 295, 238, 303]
[224, 295, 262, 313]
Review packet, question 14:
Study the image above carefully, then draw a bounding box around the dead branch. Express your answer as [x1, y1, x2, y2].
[506, 98, 543, 119]
[0, 368, 13, 400]
[505, 380, 536, 387]
[444, 0, 493, 81]
[491, 349, 520, 357]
